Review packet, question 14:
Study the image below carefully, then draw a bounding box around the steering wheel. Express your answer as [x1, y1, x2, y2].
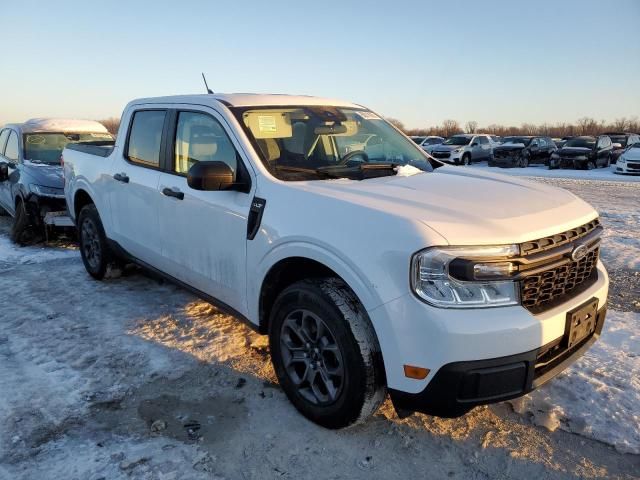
[339, 150, 369, 166]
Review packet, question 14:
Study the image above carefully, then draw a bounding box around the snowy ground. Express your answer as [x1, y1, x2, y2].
[0, 173, 638, 479]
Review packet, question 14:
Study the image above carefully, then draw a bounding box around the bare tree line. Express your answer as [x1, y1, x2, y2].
[98, 117, 120, 135]
[396, 117, 640, 138]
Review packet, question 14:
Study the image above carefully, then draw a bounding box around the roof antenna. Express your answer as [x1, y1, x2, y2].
[201, 73, 214, 94]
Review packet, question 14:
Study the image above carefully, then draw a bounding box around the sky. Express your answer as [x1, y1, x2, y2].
[2, 0, 639, 129]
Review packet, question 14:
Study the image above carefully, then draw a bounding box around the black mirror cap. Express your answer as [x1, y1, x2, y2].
[187, 161, 236, 191]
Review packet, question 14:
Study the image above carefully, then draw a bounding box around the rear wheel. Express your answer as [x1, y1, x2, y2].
[269, 278, 386, 429]
[78, 204, 112, 279]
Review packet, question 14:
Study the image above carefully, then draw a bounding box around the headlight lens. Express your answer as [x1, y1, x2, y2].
[618, 157, 626, 164]
[30, 184, 64, 197]
[411, 246, 520, 308]
[453, 148, 463, 153]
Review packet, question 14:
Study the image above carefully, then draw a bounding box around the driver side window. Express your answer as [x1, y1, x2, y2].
[174, 112, 238, 175]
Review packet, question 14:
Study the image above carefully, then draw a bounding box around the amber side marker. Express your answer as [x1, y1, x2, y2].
[403, 365, 430, 380]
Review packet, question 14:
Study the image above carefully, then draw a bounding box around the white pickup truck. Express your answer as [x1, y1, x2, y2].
[63, 93, 608, 428]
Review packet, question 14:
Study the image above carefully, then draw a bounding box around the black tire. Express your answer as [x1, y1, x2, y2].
[586, 161, 596, 170]
[269, 278, 386, 429]
[461, 153, 471, 166]
[488, 161, 496, 167]
[520, 156, 529, 168]
[10, 199, 35, 245]
[78, 204, 112, 280]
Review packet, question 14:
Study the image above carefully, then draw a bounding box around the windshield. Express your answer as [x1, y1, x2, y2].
[502, 136, 532, 145]
[423, 137, 443, 145]
[234, 106, 434, 181]
[564, 138, 596, 149]
[608, 135, 627, 147]
[442, 136, 471, 146]
[24, 132, 113, 164]
[410, 136, 426, 144]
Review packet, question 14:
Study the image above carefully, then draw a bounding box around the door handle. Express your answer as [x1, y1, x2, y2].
[162, 187, 184, 200]
[113, 173, 129, 183]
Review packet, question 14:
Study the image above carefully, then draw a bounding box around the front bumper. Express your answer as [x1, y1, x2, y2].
[615, 161, 640, 175]
[389, 305, 606, 417]
[549, 157, 589, 169]
[368, 261, 608, 414]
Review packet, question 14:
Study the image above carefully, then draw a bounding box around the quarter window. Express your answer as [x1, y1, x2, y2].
[126, 110, 166, 167]
[0, 129, 9, 155]
[4, 131, 19, 161]
[174, 111, 237, 175]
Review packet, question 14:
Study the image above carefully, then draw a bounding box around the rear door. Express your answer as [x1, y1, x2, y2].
[108, 109, 167, 265]
[156, 107, 254, 315]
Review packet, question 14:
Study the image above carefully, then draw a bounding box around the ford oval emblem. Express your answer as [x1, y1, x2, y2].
[571, 244, 589, 262]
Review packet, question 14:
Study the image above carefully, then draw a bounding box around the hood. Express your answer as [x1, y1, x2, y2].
[622, 148, 640, 161]
[296, 167, 597, 246]
[432, 144, 466, 152]
[22, 162, 64, 188]
[558, 146, 592, 157]
[495, 144, 526, 152]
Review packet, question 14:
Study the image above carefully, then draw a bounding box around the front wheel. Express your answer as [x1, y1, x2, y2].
[586, 161, 596, 170]
[461, 154, 471, 166]
[78, 204, 112, 279]
[10, 199, 39, 245]
[269, 278, 386, 429]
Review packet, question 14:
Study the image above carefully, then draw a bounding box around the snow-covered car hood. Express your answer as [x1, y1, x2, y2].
[298, 167, 598, 245]
[495, 143, 526, 151]
[559, 147, 592, 157]
[22, 162, 64, 188]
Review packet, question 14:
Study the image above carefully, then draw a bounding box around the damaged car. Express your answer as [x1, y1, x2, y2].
[548, 135, 613, 170]
[0, 119, 114, 244]
[490, 136, 557, 168]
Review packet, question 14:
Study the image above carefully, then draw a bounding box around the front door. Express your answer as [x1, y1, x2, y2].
[156, 109, 253, 315]
[0, 130, 20, 215]
[108, 109, 166, 265]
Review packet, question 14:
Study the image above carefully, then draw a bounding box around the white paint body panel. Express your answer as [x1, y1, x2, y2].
[63, 94, 609, 394]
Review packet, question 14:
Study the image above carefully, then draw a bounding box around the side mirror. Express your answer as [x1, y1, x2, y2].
[0, 163, 7, 182]
[187, 161, 236, 191]
[470, 142, 478, 147]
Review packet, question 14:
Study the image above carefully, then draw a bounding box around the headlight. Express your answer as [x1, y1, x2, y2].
[411, 245, 520, 308]
[30, 184, 65, 197]
[618, 157, 626, 164]
[453, 148, 463, 153]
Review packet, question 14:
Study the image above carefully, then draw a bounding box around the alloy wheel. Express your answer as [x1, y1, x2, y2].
[279, 309, 344, 405]
[81, 218, 101, 270]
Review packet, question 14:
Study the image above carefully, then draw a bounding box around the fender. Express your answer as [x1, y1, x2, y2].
[249, 240, 388, 324]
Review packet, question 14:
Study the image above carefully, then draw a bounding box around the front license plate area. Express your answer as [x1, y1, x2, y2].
[565, 298, 598, 349]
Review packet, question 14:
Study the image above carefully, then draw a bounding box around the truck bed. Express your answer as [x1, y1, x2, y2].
[65, 141, 115, 158]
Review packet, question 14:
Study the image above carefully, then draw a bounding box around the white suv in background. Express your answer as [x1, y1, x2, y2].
[430, 134, 496, 165]
[64, 93, 608, 428]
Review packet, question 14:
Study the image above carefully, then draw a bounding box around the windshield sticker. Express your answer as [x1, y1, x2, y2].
[27, 135, 46, 144]
[258, 115, 278, 133]
[357, 111, 381, 121]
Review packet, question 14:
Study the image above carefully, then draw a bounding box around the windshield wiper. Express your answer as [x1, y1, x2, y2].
[314, 163, 402, 180]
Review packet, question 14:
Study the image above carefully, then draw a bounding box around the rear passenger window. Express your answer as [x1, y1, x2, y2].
[126, 110, 166, 167]
[478, 136, 489, 145]
[173, 111, 237, 175]
[4, 131, 19, 161]
[0, 129, 9, 155]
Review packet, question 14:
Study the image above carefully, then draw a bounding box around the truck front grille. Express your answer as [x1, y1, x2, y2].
[517, 219, 602, 314]
[520, 247, 599, 313]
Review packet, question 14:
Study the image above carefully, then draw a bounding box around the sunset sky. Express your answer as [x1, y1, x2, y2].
[2, 0, 639, 128]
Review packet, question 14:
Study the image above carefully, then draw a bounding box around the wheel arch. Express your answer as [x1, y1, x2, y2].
[73, 189, 95, 222]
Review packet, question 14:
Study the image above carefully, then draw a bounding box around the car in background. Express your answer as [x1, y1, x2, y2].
[615, 142, 640, 175]
[554, 136, 574, 149]
[602, 132, 640, 163]
[418, 135, 445, 153]
[429, 134, 494, 165]
[0, 118, 114, 244]
[490, 135, 502, 144]
[491, 136, 557, 168]
[548, 135, 612, 170]
[409, 136, 427, 145]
